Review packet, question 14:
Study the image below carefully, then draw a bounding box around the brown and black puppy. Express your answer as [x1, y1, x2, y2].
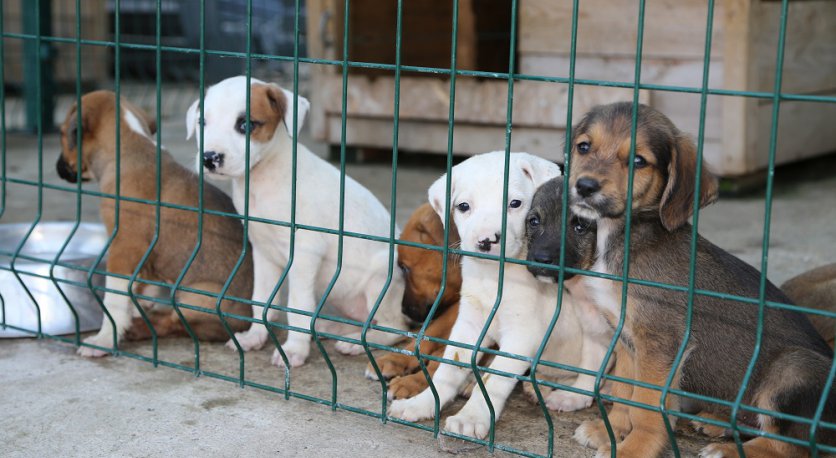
[57, 90, 252, 357]
[783, 264, 836, 348]
[366, 203, 464, 399]
[562, 102, 835, 458]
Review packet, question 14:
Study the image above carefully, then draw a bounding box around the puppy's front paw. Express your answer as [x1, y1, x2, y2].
[574, 420, 624, 450]
[226, 330, 267, 352]
[370, 352, 417, 380]
[388, 372, 430, 400]
[272, 341, 310, 368]
[698, 443, 736, 458]
[334, 339, 365, 356]
[521, 381, 553, 404]
[445, 410, 490, 440]
[388, 393, 436, 422]
[594, 444, 613, 458]
[545, 390, 593, 412]
[77, 334, 115, 358]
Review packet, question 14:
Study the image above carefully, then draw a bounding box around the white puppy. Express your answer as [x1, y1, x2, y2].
[388, 151, 602, 438]
[186, 76, 408, 367]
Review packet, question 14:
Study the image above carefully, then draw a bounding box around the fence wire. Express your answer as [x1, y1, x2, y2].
[2, 0, 835, 457]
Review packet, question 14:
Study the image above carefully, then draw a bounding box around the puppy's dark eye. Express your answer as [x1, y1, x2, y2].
[528, 215, 540, 227]
[577, 142, 591, 154]
[398, 262, 410, 275]
[235, 118, 260, 134]
[509, 199, 522, 209]
[456, 202, 470, 213]
[572, 217, 593, 235]
[633, 155, 648, 168]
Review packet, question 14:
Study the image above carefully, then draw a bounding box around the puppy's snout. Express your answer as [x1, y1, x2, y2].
[477, 233, 501, 252]
[203, 151, 223, 171]
[575, 177, 601, 198]
[56, 156, 78, 183]
[531, 250, 554, 265]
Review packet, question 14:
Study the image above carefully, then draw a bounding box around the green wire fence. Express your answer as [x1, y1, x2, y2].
[2, 0, 835, 457]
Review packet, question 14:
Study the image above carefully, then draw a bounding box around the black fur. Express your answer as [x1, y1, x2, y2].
[525, 177, 596, 282]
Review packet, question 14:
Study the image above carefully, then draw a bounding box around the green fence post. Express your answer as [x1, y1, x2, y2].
[22, 0, 53, 133]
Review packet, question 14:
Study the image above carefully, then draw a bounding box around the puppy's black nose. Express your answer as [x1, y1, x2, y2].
[203, 151, 222, 171]
[477, 233, 501, 252]
[532, 251, 553, 265]
[575, 177, 601, 197]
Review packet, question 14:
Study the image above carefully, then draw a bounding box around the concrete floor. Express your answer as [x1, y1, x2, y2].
[2, 111, 836, 457]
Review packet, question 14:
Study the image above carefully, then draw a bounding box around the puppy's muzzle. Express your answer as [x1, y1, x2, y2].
[575, 177, 601, 198]
[56, 155, 80, 183]
[531, 249, 554, 265]
[203, 151, 223, 171]
[477, 233, 500, 252]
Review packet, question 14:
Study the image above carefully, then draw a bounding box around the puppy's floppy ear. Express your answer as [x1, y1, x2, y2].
[519, 154, 562, 188]
[122, 99, 157, 136]
[185, 98, 199, 140]
[420, 204, 461, 246]
[427, 173, 454, 228]
[279, 87, 310, 137]
[659, 134, 719, 231]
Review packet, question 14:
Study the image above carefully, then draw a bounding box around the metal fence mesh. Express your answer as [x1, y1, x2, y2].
[2, 0, 836, 456]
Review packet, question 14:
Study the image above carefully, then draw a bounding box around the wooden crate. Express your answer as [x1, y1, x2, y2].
[306, 0, 836, 176]
[2, 0, 109, 89]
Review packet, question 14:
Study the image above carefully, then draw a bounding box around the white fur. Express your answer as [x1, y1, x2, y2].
[388, 152, 609, 438]
[123, 108, 154, 144]
[78, 277, 132, 357]
[186, 76, 407, 367]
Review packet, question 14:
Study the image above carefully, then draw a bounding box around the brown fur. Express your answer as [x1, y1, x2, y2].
[248, 84, 285, 143]
[57, 90, 252, 343]
[366, 204, 465, 399]
[569, 102, 718, 231]
[564, 103, 834, 457]
[782, 263, 836, 348]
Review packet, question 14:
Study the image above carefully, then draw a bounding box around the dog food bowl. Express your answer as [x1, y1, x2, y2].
[0, 222, 107, 338]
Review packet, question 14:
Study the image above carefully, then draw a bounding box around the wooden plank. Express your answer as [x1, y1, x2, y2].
[319, 74, 648, 127]
[322, 116, 724, 165]
[520, 54, 725, 140]
[749, 99, 836, 174]
[721, 0, 757, 176]
[519, 0, 725, 59]
[751, 0, 836, 94]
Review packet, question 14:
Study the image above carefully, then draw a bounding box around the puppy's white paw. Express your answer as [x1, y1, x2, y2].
[545, 390, 593, 412]
[698, 444, 733, 458]
[364, 366, 380, 380]
[388, 394, 436, 422]
[573, 421, 601, 449]
[334, 339, 365, 356]
[226, 330, 267, 352]
[272, 341, 310, 368]
[77, 334, 115, 358]
[594, 445, 613, 458]
[444, 410, 490, 440]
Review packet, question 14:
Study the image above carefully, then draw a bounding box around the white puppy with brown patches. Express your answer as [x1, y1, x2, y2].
[186, 76, 408, 367]
[388, 151, 592, 439]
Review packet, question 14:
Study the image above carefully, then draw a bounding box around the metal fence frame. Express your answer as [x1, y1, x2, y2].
[2, 0, 836, 456]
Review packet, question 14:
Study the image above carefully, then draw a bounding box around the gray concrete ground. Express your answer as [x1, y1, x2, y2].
[1, 111, 836, 457]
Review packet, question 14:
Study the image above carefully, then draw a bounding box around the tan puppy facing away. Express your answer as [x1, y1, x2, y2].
[56, 90, 252, 356]
[783, 263, 836, 348]
[366, 203, 463, 399]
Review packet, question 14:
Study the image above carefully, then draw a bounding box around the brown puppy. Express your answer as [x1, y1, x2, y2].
[57, 90, 252, 357]
[564, 102, 834, 457]
[366, 203, 463, 399]
[783, 263, 836, 348]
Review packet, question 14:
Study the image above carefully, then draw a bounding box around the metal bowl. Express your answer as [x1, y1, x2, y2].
[0, 222, 107, 338]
